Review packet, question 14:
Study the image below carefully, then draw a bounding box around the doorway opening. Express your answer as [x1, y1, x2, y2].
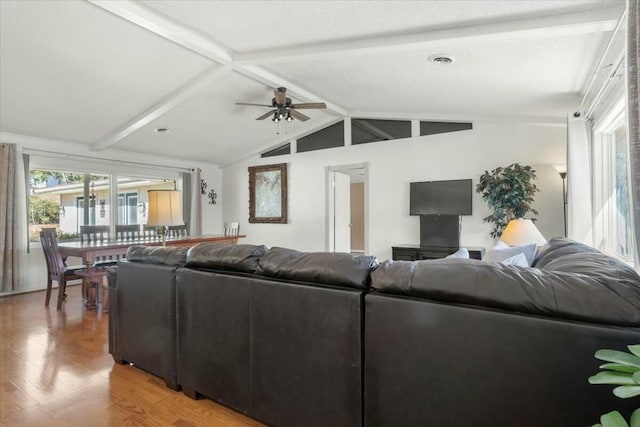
[326, 163, 369, 254]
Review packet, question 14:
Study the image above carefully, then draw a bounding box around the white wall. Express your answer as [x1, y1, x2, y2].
[222, 121, 567, 261]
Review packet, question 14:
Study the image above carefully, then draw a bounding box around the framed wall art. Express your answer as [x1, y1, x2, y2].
[248, 163, 287, 223]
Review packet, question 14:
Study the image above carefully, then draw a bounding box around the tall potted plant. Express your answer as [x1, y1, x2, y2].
[476, 163, 539, 238]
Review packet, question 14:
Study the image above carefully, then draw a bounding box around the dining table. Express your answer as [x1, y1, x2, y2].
[58, 234, 246, 270]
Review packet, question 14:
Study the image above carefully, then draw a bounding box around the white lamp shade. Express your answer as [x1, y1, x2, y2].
[500, 218, 547, 246]
[146, 190, 184, 227]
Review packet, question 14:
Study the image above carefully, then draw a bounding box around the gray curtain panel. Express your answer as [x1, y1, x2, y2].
[629, 0, 640, 263]
[0, 143, 18, 292]
[23, 153, 29, 254]
[193, 168, 202, 235]
[182, 171, 192, 232]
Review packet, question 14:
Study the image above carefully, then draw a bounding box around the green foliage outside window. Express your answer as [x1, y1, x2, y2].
[29, 196, 59, 224]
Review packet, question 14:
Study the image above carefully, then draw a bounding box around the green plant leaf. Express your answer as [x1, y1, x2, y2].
[633, 371, 640, 383]
[601, 411, 630, 427]
[596, 350, 640, 369]
[613, 386, 640, 399]
[601, 363, 640, 374]
[590, 372, 636, 385]
[630, 408, 640, 427]
[629, 346, 640, 358]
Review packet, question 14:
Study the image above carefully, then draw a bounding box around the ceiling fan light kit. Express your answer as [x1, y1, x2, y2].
[236, 87, 327, 124]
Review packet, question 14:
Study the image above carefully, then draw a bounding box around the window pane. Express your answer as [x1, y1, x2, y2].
[29, 170, 109, 241]
[297, 121, 344, 153]
[351, 119, 411, 145]
[116, 176, 175, 226]
[614, 125, 631, 258]
[262, 143, 291, 158]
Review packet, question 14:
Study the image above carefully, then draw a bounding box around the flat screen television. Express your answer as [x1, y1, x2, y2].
[410, 179, 472, 216]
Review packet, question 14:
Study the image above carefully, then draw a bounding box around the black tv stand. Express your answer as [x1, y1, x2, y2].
[419, 215, 460, 248]
[392, 244, 485, 261]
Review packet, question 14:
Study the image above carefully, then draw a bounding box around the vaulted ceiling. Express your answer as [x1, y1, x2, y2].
[0, 0, 625, 166]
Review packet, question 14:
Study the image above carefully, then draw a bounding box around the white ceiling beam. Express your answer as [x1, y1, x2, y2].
[88, 0, 233, 64]
[234, 7, 622, 65]
[88, 0, 350, 143]
[90, 65, 233, 151]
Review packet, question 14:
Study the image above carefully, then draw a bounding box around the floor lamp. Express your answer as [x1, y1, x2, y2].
[554, 165, 568, 237]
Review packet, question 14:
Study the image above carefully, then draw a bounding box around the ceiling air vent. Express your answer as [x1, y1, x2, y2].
[428, 54, 454, 64]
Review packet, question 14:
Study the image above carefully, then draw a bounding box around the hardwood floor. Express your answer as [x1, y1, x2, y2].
[0, 286, 264, 427]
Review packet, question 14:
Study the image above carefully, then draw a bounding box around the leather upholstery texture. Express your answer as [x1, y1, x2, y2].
[371, 254, 640, 327]
[364, 293, 640, 427]
[257, 246, 378, 289]
[126, 245, 188, 267]
[109, 260, 180, 389]
[176, 269, 363, 427]
[185, 242, 267, 273]
[110, 239, 640, 427]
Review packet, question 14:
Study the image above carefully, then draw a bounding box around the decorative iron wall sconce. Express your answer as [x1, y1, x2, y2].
[201, 179, 208, 195]
[99, 199, 106, 218]
[208, 189, 217, 205]
[138, 201, 147, 216]
[58, 205, 65, 217]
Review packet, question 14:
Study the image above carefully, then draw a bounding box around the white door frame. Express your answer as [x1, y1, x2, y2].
[325, 162, 369, 254]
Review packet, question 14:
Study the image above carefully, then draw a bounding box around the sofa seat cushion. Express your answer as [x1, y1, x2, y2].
[185, 243, 267, 274]
[126, 245, 188, 267]
[371, 256, 640, 327]
[258, 247, 378, 290]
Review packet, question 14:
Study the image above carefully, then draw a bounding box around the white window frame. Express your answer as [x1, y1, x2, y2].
[592, 98, 633, 263]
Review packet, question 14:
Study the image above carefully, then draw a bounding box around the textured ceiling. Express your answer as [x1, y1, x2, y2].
[0, 0, 626, 165]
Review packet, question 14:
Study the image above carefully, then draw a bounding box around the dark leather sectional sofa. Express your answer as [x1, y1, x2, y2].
[108, 238, 640, 427]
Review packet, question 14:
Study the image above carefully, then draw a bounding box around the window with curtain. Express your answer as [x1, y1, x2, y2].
[28, 169, 178, 241]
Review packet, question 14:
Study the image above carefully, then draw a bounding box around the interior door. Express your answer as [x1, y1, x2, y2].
[333, 171, 351, 253]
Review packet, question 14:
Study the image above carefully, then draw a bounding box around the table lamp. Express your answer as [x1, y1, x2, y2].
[146, 190, 184, 246]
[500, 218, 547, 246]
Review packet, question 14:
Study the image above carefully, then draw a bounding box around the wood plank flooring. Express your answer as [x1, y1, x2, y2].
[0, 286, 264, 427]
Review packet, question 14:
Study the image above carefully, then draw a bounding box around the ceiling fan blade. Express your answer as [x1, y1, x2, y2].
[290, 102, 327, 109]
[273, 88, 287, 105]
[289, 109, 310, 122]
[256, 110, 276, 120]
[236, 102, 273, 107]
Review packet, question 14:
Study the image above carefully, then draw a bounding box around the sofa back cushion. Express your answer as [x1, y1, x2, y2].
[371, 253, 640, 327]
[258, 247, 378, 289]
[185, 243, 267, 274]
[126, 245, 188, 267]
[534, 237, 639, 280]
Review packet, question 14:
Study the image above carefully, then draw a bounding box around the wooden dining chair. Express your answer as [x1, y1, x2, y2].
[115, 224, 141, 240]
[40, 228, 86, 310]
[80, 225, 121, 266]
[167, 224, 188, 238]
[143, 225, 158, 240]
[224, 222, 240, 237]
[80, 225, 110, 244]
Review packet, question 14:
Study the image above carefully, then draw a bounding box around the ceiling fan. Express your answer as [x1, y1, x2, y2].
[236, 87, 326, 122]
